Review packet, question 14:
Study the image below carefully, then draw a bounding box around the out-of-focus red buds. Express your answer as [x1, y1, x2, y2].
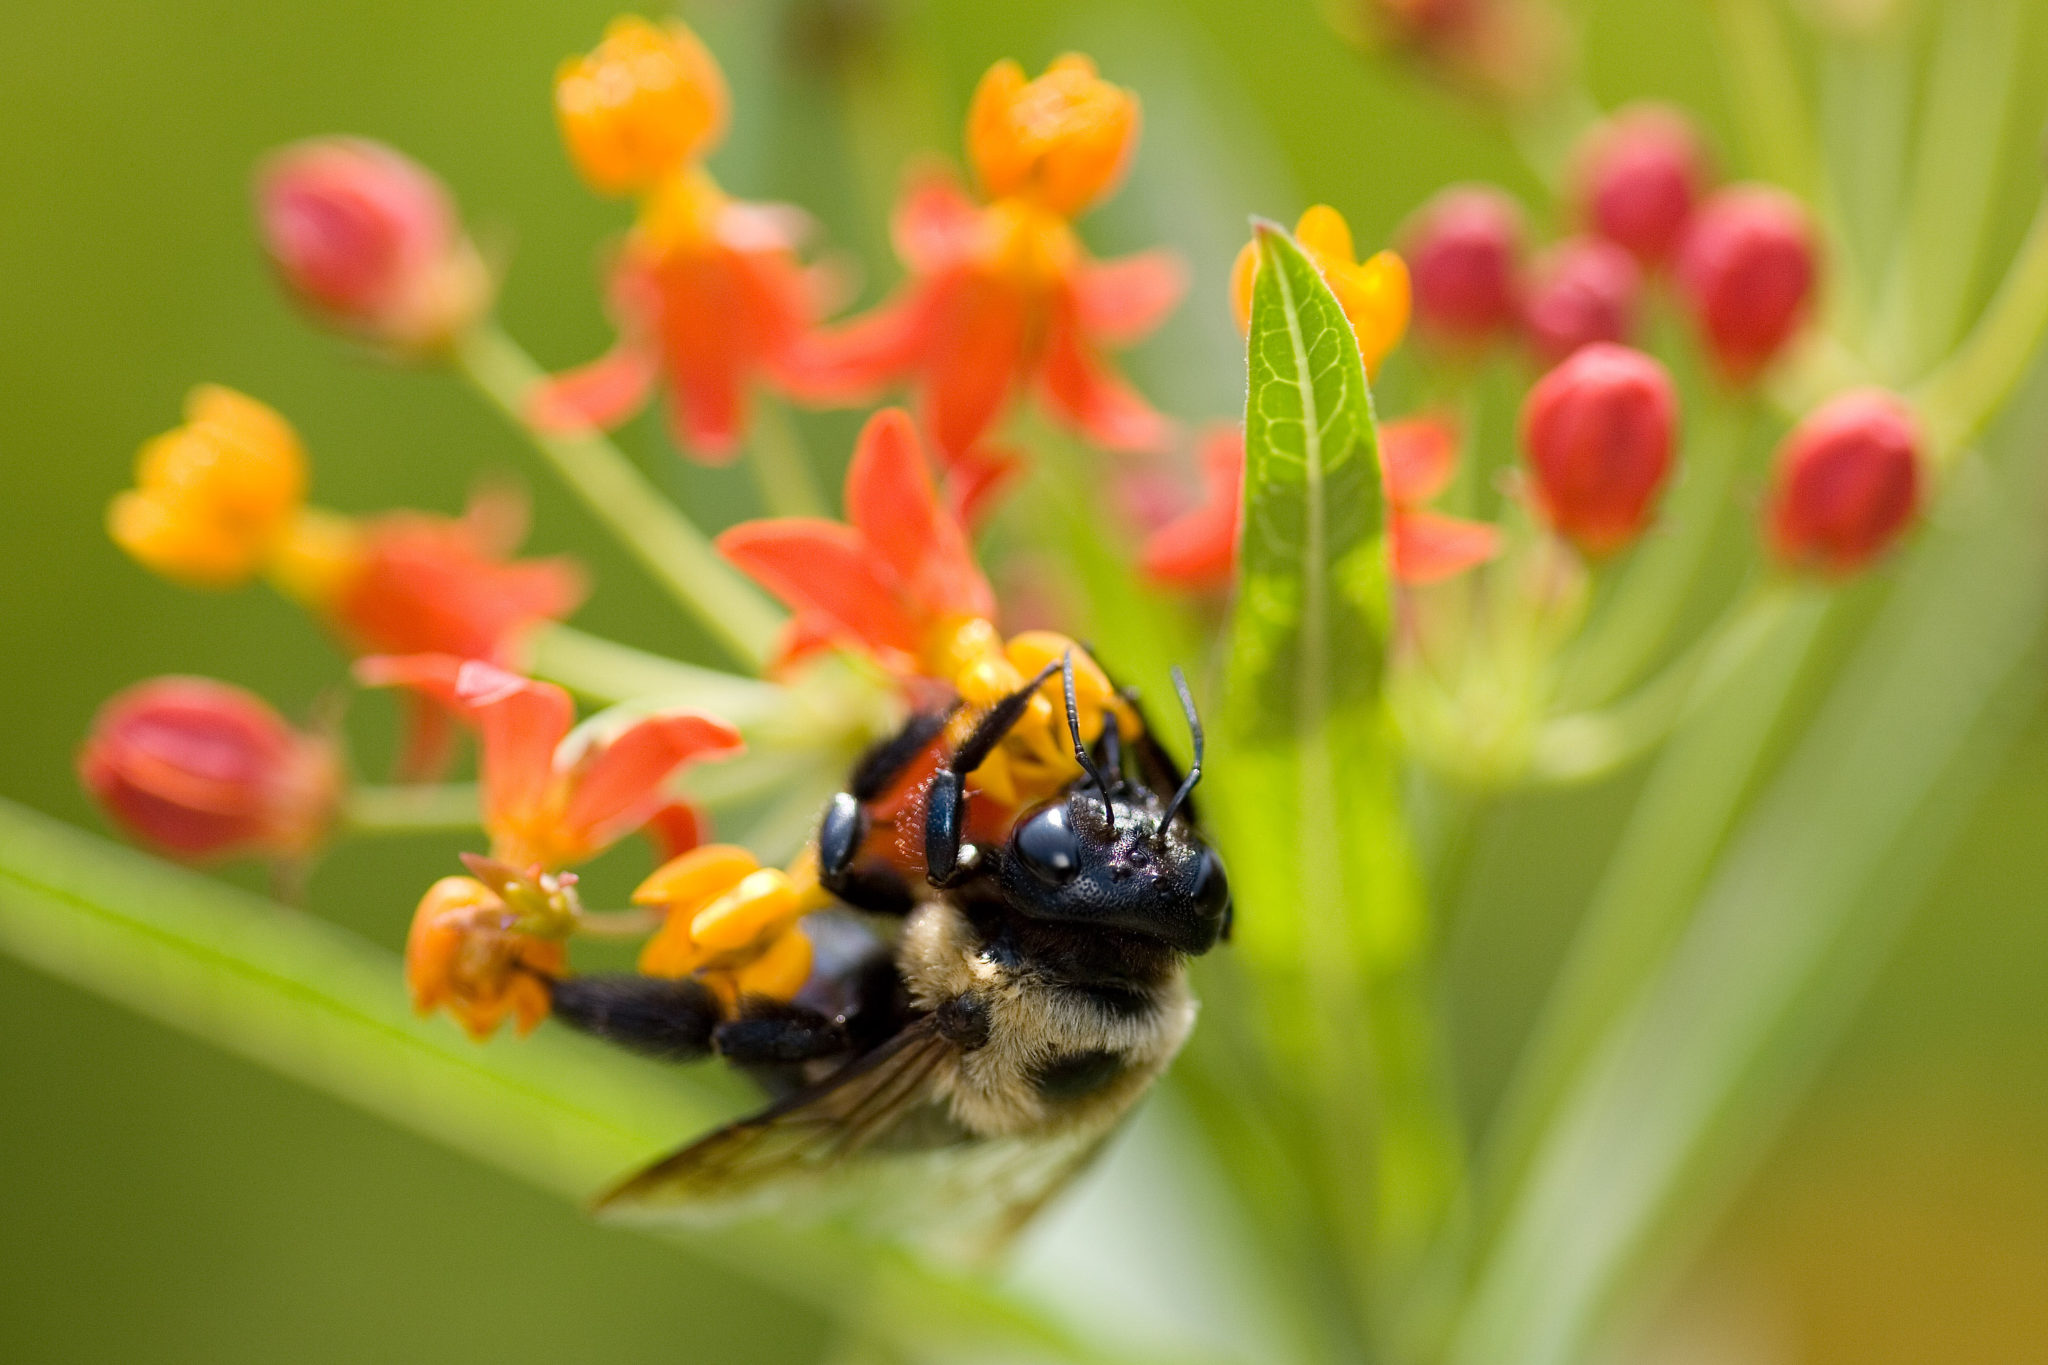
[1676, 185, 1818, 385]
[1573, 104, 1710, 268]
[1519, 343, 1679, 556]
[1522, 237, 1642, 367]
[78, 678, 342, 862]
[257, 138, 491, 353]
[1766, 389, 1923, 574]
[1402, 186, 1525, 352]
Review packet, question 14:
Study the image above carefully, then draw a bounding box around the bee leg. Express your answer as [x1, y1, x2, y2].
[927, 659, 1063, 886]
[818, 707, 958, 909]
[547, 974, 720, 1061]
[713, 998, 851, 1065]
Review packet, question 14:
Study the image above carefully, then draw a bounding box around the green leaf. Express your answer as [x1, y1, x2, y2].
[1210, 223, 1460, 1343]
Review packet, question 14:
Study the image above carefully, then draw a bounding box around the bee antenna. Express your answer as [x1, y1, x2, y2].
[1160, 665, 1203, 830]
[1061, 650, 1114, 830]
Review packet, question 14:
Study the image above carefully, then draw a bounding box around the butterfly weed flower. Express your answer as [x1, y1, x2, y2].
[1229, 205, 1411, 377]
[405, 873, 567, 1041]
[531, 15, 853, 460]
[1403, 185, 1527, 355]
[1521, 236, 1643, 368]
[808, 55, 1185, 462]
[1766, 389, 1924, 574]
[357, 654, 741, 871]
[256, 137, 492, 355]
[79, 677, 343, 864]
[1520, 343, 1680, 556]
[634, 845, 829, 1007]
[1676, 185, 1820, 386]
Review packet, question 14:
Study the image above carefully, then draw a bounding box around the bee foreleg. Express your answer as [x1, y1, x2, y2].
[713, 998, 851, 1064]
[547, 974, 720, 1061]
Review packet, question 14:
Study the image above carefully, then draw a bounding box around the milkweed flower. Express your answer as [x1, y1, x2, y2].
[1766, 389, 1923, 574]
[256, 137, 492, 354]
[719, 407, 1134, 811]
[108, 387, 308, 588]
[1141, 415, 1498, 592]
[405, 873, 566, 1040]
[79, 677, 342, 863]
[1230, 205, 1411, 377]
[634, 845, 829, 1006]
[1520, 343, 1679, 556]
[1403, 186, 1526, 353]
[1677, 185, 1819, 385]
[1522, 237, 1642, 367]
[808, 56, 1184, 461]
[357, 654, 742, 871]
[530, 16, 850, 461]
[1571, 104, 1711, 269]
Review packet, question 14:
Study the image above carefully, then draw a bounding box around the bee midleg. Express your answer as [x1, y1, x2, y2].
[547, 974, 721, 1061]
[712, 997, 852, 1064]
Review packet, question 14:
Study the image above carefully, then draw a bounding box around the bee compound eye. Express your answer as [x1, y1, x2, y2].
[1190, 847, 1230, 922]
[1013, 803, 1082, 885]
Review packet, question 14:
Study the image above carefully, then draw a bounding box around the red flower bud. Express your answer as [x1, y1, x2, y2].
[1573, 104, 1710, 268]
[78, 678, 342, 862]
[1522, 237, 1642, 368]
[1676, 185, 1818, 385]
[256, 138, 490, 352]
[1519, 344, 1679, 555]
[1766, 389, 1922, 574]
[1402, 186, 1525, 351]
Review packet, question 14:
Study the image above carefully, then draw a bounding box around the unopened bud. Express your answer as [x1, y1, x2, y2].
[1572, 103, 1710, 268]
[257, 138, 490, 352]
[1677, 185, 1818, 385]
[1522, 237, 1642, 368]
[1766, 389, 1922, 574]
[78, 677, 342, 862]
[1401, 186, 1525, 352]
[1519, 343, 1679, 555]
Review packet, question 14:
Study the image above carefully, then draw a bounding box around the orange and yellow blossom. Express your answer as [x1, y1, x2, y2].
[1230, 205, 1412, 377]
[634, 846, 832, 1007]
[808, 56, 1184, 465]
[405, 874, 565, 1041]
[531, 15, 853, 461]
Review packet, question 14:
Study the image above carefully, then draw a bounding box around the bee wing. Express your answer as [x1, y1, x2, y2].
[595, 1016, 1124, 1261]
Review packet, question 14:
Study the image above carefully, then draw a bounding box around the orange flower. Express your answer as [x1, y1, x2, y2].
[1142, 415, 1499, 592]
[1231, 206, 1411, 377]
[634, 845, 829, 1007]
[717, 408, 995, 678]
[532, 18, 850, 461]
[109, 386, 309, 588]
[357, 654, 742, 870]
[405, 875, 565, 1041]
[807, 56, 1182, 463]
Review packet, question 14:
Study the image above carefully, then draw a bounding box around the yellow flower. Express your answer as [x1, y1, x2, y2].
[967, 55, 1139, 218]
[555, 16, 729, 196]
[635, 845, 828, 1007]
[1232, 205, 1411, 377]
[108, 386, 309, 588]
[405, 876, 564, 1041]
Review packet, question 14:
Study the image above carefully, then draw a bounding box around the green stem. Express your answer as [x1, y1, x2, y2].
[1914, 191, 2048, 459]
[1710, 0, 1818, 194]
[1815, 34, 1912, 343]
[525, 623, 787, 718]
[343, 783, 482, 833]
[747, 399, 830, 519]
[452, 323, 785, 672]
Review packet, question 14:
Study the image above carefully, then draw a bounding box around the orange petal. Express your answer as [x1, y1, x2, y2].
[527, 342, 659, 433]
[1139, 426, 1242, 591]
[1073, 249, 1186, 345]
[641, 801, 707, 863]
[1380, 413, 1463, 507]
[634, 842, 760, 910]
[717, 520, 926, 666]
[1391, 510, 1502, 585]
[446, 660, 576, 829]
[846, 409, 995, 624]
[561, 711, 742, 848]
[944, 441, 1024, 531]
[688, 868, 800, 954]
[920, 270, 1031, 458]
[1038, 302, 1174, 454]
[891, 169, 983, 273]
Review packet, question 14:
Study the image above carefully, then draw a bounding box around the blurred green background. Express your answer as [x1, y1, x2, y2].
[4, 0, 2047, 1359]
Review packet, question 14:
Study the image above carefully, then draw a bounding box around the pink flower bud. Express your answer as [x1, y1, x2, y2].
[1676, 185, 1818, 385]
[1766, 389, 1922, 574]
[256, 138, 490, 352]
[1573, 104, 1711, 268]
[1402, 186, 1525, 351]
[1522, 237, 1642, 368]
[1519, 343, 1679, 556]
[78, 678, 342, 862]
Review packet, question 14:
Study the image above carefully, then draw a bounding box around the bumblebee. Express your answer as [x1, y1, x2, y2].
[549, 655, 1230, 1253]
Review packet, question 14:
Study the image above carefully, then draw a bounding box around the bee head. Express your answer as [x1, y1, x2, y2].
[988, 660, 1229, 955]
